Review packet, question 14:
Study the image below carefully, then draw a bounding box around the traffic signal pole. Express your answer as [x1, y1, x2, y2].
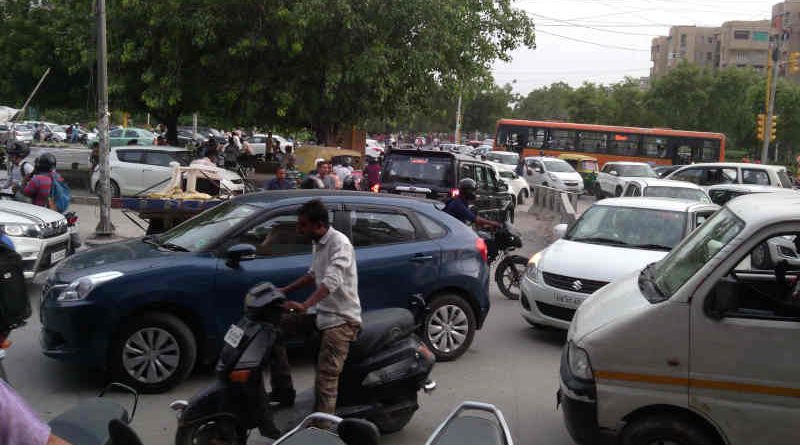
[762, 45, 780, 163]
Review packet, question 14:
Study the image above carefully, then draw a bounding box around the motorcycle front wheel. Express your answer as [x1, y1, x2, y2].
[175, 418, 247, 445]
[495, 255, 529, 300]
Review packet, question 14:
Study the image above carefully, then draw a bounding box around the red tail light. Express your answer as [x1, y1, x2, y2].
[450, 188, 460, 198]
[371, 184, 380, 193]
[229, 370, 251, 383]
[476, 238, 488, 263]
[67, 216, 78, 225]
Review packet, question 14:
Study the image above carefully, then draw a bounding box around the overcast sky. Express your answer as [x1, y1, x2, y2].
[493, 0, 779, 95]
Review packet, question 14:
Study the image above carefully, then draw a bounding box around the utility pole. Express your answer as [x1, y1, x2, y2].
[454, 92, 462, 144]
[95, 0, 114, 236]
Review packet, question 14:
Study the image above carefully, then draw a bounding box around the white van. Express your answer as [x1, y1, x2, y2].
[559, 192, 800, 445]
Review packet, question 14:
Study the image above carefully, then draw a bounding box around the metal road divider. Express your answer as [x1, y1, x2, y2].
[527, 185, 580, 225]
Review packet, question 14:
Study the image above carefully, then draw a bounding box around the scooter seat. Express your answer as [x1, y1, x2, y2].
[429, 415, 505, 445]
[348, 308, 414, 362]
[49, 398, 129, 445]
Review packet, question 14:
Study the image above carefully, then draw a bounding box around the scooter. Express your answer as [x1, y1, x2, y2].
[171, 283, 436, 445]
[480, 221, 527, 300]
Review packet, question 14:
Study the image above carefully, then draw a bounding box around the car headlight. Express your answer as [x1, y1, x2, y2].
[567, 341, 593, 381]
[526, 252, 542, 282]
[2, 223, 41, 238]
[58, 271, 124, 302]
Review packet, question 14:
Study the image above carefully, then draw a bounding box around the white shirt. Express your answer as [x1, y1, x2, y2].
[309, 227, 362, 329]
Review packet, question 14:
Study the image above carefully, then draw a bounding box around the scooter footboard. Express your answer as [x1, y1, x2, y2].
[49, 399, 129, 445]
[179, 379, 268, 430]
[424, 401, 513, 445]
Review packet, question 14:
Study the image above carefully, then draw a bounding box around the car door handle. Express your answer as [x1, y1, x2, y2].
[410, 254, 434, 263]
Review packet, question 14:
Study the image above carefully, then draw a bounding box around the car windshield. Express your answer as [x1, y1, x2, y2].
[645, 186, 709, 202]
[155, 201, 259, 251]
[543, 160, 575, 173]
[565, 205, 687, 251]
[382, 154, 453, 187]
[650, 208, 744, 300]
[618, 164, 657, 178]
[487, 152, 518, 165]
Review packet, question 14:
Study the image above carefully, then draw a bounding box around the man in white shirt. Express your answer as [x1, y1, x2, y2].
[271, 199, 362, 414]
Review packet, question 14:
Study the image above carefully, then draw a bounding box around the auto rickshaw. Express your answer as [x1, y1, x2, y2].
[558, 153, 599, 191]
[294, 145, 364, 174]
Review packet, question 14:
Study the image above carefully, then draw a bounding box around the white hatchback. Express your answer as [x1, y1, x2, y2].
[520, 197, 719, 330]
[595, 161, 657, 198]
[524, 156, 584, 192]
[91, 146, 244, 197]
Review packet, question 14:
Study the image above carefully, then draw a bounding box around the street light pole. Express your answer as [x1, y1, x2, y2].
[454, 92, 462, 144]
[95, 0, 114, 235]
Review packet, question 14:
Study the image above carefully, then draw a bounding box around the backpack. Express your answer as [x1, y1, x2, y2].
[48, 173, 71, 213]
[0, 243, 30, 333]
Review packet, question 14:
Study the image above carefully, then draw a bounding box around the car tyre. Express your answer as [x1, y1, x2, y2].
[620, 413, 718, 445]
[96, 180, 121, 198]
[517, 191, 525, 205]
[111, 312, 197, 394]
[422, 294, 476, 362]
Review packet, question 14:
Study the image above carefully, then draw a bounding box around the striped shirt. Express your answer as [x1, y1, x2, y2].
[23, 172, 64, 208]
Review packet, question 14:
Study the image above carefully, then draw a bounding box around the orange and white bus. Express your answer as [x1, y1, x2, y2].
[493, 119, 725, 167]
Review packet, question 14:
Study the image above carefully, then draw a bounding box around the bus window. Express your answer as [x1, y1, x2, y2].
[701, 140, 720, 161]
[577, 131, 607, 153]
[497, 125, 531, 153]
[528, 128, 547, 149]
[609, 133, 641, 156]
[643, 136, 668, 158]
[549, 129, 577, 151]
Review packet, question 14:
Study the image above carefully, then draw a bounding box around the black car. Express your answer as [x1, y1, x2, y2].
[380, 149, 515, 222]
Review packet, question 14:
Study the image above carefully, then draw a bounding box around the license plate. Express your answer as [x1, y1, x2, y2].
[400, 192, 426, 198]
[554, 293, 583, 307]
[224, 324, 244, 348]
[51, 249, 66, 264]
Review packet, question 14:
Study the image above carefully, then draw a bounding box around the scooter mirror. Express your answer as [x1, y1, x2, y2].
[338, 418, 381, 445]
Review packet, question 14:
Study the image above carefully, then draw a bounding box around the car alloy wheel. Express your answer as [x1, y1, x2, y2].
[122, 327, 181, 384]
[428, 304, 469, 354]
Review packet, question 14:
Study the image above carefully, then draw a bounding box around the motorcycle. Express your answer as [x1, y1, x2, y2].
[480, 221, 527, 300]
[64, 211, 81, 254]
[171, 283, 436, 445]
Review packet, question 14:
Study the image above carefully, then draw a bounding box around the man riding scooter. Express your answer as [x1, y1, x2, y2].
[1, 142, 34, 201]
[444, 178, 502, 229]
[272, 199, 362, 415]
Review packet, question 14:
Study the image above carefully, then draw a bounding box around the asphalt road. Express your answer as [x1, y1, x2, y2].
[3, 198, 594, 445]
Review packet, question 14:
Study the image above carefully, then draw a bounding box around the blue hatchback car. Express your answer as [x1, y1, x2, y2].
[40, 191, 490, 392]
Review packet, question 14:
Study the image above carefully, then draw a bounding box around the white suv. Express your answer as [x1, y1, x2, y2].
[91, 146, 244, 197]
[0, 200, 71, 279]
[666, 162, 794, 189]
[520, 197, 719, 330]
[595, 161, 657, 198]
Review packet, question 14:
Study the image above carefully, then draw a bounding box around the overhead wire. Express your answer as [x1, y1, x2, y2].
[534, 28, 651, 52]
[531, 12, 659, 36]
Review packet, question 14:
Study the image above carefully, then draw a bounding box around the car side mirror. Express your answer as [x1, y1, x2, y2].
[536, 167, 544, 173]
[553, 223, 568, 239]
[226, 244, 256, 268]
[705, 286, 740, 320]
[610, 170, 619, 177]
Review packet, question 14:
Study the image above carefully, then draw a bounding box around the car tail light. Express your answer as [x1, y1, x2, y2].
[229, 369, 251, 383]
[476, 238, 488, 263]
[450, 188, 460, 198]
[67, 215, 79, 225]
[370, 184, 380, 193]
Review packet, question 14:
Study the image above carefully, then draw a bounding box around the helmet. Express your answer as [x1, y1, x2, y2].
[7, 142, 30, 158]
[458, 178, 477, 201]
[35, 152, 56, 173]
